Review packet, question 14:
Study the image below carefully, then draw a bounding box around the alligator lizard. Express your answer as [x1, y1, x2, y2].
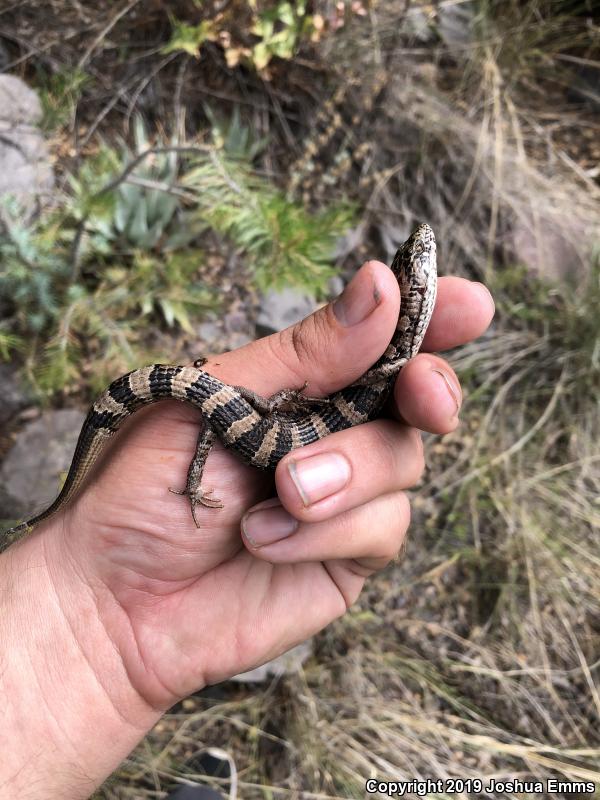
[1, 223, 437, 546]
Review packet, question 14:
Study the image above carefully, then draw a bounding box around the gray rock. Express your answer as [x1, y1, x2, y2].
[328, 274, 345, 298]
[0, 74, 54, 207]
[256, 287, 320, 335]
[189, 309, 254, 359]
[0, 74, 43, 125]
[511, 212, 587, 282]
[230, 640, 313, 683]
[0, 409, 85, 520]
[0, 364, 33, 425]
[437, 1, 475, 47]
[195, 319, 223, 349]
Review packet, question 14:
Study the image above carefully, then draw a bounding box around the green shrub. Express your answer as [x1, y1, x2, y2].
[0, 116, 354, 394]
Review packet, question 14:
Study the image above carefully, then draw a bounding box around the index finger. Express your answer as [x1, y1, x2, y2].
[423, 276, 495, 352]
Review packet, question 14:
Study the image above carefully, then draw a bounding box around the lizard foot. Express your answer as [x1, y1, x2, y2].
[235, 382, 330, 415]
[269, 383, 331, 412]
[169, 485, 224, 527]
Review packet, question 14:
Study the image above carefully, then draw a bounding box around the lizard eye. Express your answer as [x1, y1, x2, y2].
[413, 242, 425, 255]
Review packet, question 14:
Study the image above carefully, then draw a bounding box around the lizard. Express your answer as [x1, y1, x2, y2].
[1, 223, 437, 547]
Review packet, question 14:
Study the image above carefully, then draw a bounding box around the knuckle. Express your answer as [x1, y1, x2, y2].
[276, 309, 334, 380]
[376, 493, 411, 560]
[409, 427, 425, 471]
[290, 319, 312, 364]
[389, 491, 412, 536]
[368, 422, 425, 487]
[369, 420, 401, 466]
[268, 329, 305, 386]
[400, 426, 425, 483]
[396, 491, 412, 532]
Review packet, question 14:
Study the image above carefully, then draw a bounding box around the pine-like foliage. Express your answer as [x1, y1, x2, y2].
[185, 151, 353, 293]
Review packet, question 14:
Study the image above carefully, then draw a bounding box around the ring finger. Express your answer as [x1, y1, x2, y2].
[242, 489, 410, 568]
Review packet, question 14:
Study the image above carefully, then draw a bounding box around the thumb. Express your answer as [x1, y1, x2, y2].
[207, 261, 401, 397]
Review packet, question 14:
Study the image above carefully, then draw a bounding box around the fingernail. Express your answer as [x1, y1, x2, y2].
[333, 267, 381, 326]
[288, 452, 351, 507]
[242, 498, 299, 548]
[431, 368, 462, 419]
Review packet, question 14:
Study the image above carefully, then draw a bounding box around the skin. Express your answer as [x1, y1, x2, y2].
[0, 260, 494, 798]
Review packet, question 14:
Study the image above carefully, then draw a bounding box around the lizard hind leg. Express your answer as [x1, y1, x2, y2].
[169, 425, 224, 527]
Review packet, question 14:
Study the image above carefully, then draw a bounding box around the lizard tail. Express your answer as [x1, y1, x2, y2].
[1, 364, 209, 547]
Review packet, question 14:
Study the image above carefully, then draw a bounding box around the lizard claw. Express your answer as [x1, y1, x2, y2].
[169, 485, 224, 527]
[196, 488, 224, 509]
[190, 489, 224, 527]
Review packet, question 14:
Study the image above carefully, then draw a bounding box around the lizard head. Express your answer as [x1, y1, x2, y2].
[391, 223, 438, 359]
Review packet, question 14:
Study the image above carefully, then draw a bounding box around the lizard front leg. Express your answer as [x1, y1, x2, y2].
[234, 384, 330, 415]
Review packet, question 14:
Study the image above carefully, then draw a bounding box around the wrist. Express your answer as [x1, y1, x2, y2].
[0, 526, 160, 799]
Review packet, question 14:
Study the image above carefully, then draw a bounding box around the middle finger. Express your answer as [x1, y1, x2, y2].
[274, 419, 425, 523]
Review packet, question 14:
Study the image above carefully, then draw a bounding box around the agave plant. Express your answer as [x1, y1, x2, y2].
[69, 117, 201, 254]
[112, 117, 182, 250]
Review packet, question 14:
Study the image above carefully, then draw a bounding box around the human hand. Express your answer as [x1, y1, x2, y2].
[1, 259, 493, 797]
[44, 260, 493, 705]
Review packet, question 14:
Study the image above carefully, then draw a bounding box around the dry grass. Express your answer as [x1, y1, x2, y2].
[2, 1, 599, 797]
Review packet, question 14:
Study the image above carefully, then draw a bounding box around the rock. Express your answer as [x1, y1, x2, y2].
[511, 212, 587, 282]
[0, 73, 43, 125]
[0, 74, 54, 209]
[256, 288, 320, 336]
[0, 409, 86, 520]
[437, 1, 475, 47]
[328, 274, 344, 297]
[230, 640, 314, 683]
[0, 364, 33, 426]
[183, 307, 255, 363]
